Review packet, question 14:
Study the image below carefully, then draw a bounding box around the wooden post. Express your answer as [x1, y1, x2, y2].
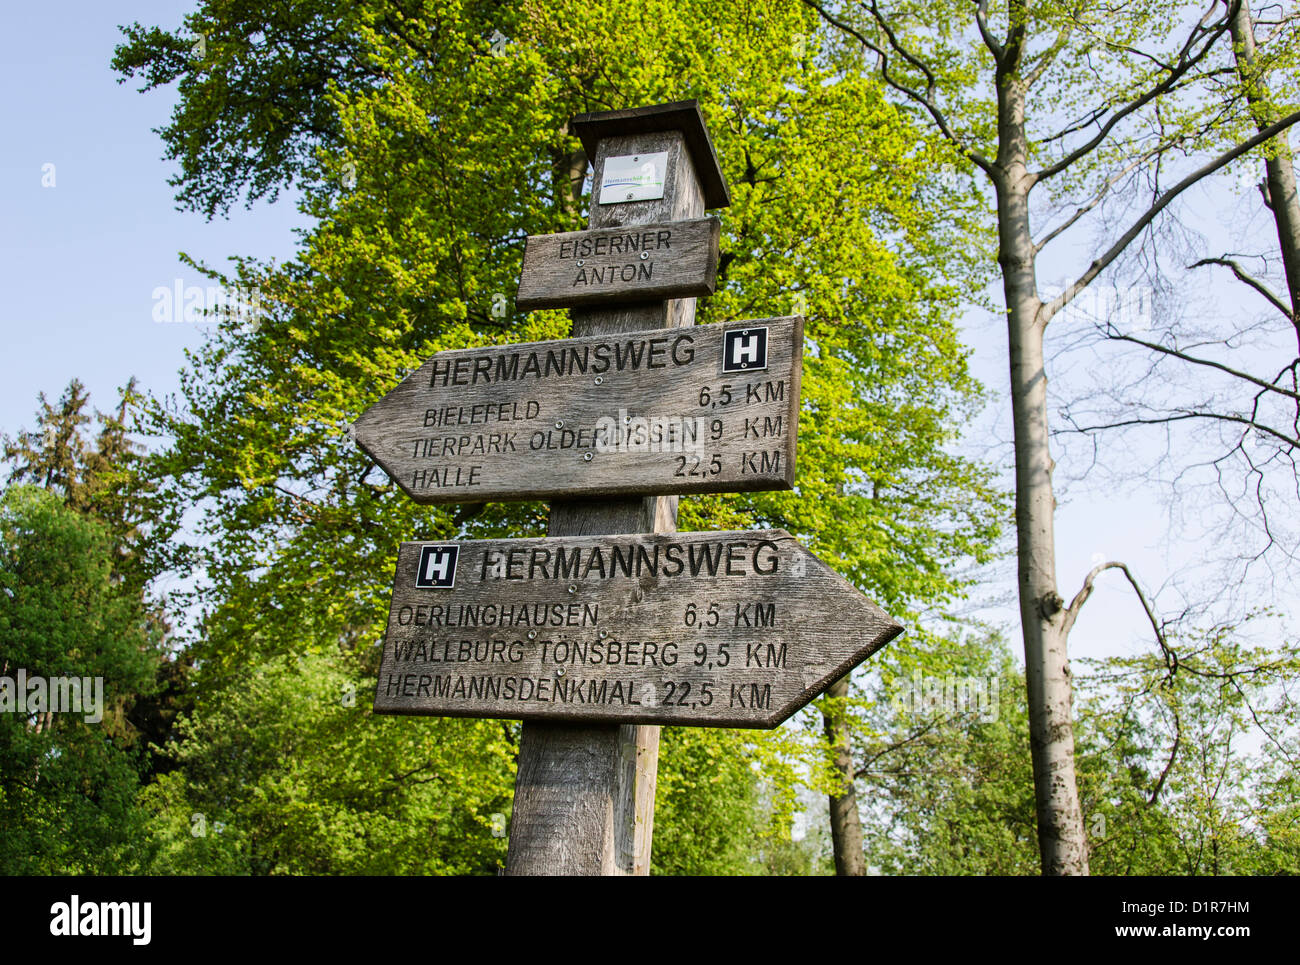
[504, 102, 729, 875]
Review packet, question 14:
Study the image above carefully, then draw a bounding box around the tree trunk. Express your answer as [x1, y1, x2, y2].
[823, 675, 865, 875]
[1229, 1, 1300, 343]
[996, 69, 1090, 875]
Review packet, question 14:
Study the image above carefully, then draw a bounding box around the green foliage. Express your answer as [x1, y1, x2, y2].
[0, 485, 160, 873]
[4, 377, 193, 782]
[1077, 615, 1300, 876]
[848, 619, 1300, 876]
[90, 0, 1300, 878]
[652, 727, 763, 876]
[651, 721, 836, 875]
[2, 381, 94, 502]
[854, 628, 1040, 875]
[3, 376, 178, 596]
[755, 812, 835, 876]
[112, 0, 381, 219]
[140, 648, 515, 875]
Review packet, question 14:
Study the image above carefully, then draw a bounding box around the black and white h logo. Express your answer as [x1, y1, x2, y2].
[722, 327, 768, 373]
[415, 545, 459, 588]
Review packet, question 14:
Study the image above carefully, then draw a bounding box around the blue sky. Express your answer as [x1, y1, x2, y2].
[0, 1, 309, 436]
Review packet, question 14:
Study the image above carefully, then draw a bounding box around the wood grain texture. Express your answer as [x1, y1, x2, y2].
[515, 217, 720, 310]
[351, 316, 803, 503]
[505, 122, 706, 876]
[374, 529, 904, 728]
[501, 721, 657, 875]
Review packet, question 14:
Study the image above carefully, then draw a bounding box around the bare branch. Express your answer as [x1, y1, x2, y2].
[1042, 107, 1300, 325]
[853, 715, 948, 778]
[1001, 0, 1028, 75]
[1033, 4, 1237, 184]
[1064, 410, 1300, 448]
[974, 0, 1004, 61]
[1147, 702, 1181, 806]
[1227, 675, 1300, 768]
[274, 482, 320, 508]
[1034, 154, 1149, 253]
[1062, 562, 1168, 660]
[1023, 22, 1075, 88]
[1100, 330, 1300, 401]
[802, 0, 996, 175]
[1040, 101, 1111, 147]
[1190, 256, 1294, 318]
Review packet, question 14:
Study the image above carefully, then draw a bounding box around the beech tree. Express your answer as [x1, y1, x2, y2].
[807, 0, 1300, 873]
[1224, 2, 1300, 333]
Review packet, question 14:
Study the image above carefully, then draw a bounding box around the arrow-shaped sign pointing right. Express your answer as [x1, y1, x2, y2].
[375, 529, 903, 728]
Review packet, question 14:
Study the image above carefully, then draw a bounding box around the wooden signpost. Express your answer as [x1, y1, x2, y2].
[356, 100, 902, 875]
[375, 531, 902, 727]
[352, 316, 802, 502]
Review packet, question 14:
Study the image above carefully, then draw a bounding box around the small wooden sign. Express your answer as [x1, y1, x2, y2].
[515, 217, 720, 310]
[374, 530, 903, 727]
[352, 316, 803, 504]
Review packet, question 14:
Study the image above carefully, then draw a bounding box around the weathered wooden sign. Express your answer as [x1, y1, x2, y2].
[352, 316, 803, 504]
[373, 530, 902, 727]
[515, 217, 720, 310]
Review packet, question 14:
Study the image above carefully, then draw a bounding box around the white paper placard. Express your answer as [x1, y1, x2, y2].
[598, 152, 668, 204]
